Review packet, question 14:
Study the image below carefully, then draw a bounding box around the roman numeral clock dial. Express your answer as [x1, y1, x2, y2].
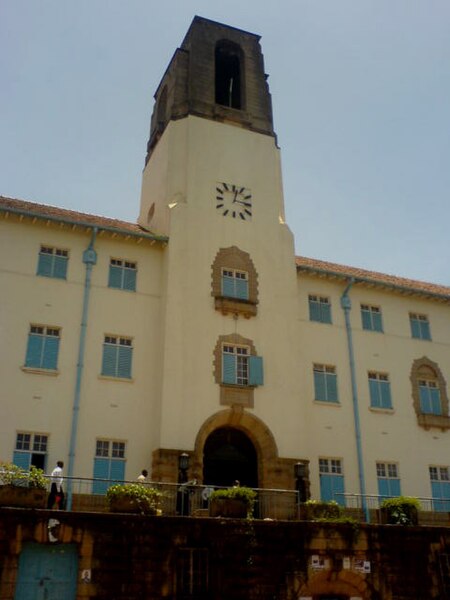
[215, 183, 252, 220]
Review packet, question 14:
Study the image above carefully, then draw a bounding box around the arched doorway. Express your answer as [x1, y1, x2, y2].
[203, 427, 258, 488]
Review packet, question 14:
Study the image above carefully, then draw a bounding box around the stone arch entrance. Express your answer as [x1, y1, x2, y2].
[203, 427, 258, 488]
[292, 569, 371, 599]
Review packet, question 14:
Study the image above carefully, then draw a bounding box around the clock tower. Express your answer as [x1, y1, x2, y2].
[140, 17, 306, 489]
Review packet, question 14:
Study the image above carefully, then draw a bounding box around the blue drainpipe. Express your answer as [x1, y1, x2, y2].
[66, 229, 98, 510]
[340, 279, 370, 523]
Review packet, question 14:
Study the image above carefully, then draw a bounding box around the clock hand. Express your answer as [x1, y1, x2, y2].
[232, 191, 238, 203]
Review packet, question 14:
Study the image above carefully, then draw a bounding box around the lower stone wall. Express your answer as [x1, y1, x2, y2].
[0, 508, 449, 599]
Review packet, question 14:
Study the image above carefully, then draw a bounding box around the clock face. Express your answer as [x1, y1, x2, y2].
[215, 182, 252, 220]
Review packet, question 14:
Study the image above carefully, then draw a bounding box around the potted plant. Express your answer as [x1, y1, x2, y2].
[209, 486, 257, 518]
[379, 496, 420, 525]
[0, 462, 47, 508]
[106, 483, 162, 515]
[300, 499, 341, 521]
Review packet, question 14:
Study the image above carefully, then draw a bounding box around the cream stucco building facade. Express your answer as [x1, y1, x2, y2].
[1, 17, 449, 511]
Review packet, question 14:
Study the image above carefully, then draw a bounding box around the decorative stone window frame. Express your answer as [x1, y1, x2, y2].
[213, 333, 257, 408]
[211, 246, 258, 318]
[410, 357, 450, 430]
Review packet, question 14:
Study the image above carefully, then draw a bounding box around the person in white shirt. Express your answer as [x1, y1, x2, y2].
[47, 461, 64, 509]
[137, 469, 148, 483]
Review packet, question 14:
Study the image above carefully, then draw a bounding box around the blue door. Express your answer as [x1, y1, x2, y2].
[14, 543, 78, 600]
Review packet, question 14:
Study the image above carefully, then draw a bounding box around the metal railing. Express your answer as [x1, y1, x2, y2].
[335, 492, 450, 513]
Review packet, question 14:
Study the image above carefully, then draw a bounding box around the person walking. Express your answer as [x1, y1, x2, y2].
[137, 469, 148, 483]
[47, 461, 64, 509]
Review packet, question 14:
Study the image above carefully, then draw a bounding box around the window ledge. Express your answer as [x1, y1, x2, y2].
[214, 296, 257, 318]
[417, 414, 450, 431]
[313, 399, 340, 407]
[108, 286, 136, 293]
[98, 375, 134, 383]
[369, 407, 394, 414]
[21, 366, 59, 376]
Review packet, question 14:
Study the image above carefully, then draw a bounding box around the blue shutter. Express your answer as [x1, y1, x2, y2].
[331, 475, 345, 505]
[248, 356, 263, 386]
[361, 309, 371, 330]
[42, 336, 59, 370]
[108, 265, 123, 289]
[102, 345, 117, 376]
[369, 379, 380, 408]
[222, 275, 235, 297]
[222, 353, 236, 384]
[109, 459, 125, 484]
[37, 253, 53, 277]
[389, 478, 401, 497]
[410, 318, 420, 339]
[314, 371, 326, 401]
[421, 320, 431, 340]
[309, 299, 320, 322]
[431, 481, 450, 512]
[373, 312, 383, 332]
[419, 386, 431, 413]
[430, 388, 441, 414]
[53, 255, 68, 279]
[25, 334, 43, 368]
[320, 474, 333, 502]
[380, 381, 392, 409]
[326, 373, 338, 402]
[235, 279, 248, 300]
[378, 478, 390, 498]
[123, 268, 136, 291]
[117, 346, 132, 379]
[93, 458, 110, 495]
[321, 303, 331, 324]
[13, 451, 31, 470]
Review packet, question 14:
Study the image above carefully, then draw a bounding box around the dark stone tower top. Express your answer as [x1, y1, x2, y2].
[145, 16, 275, 164]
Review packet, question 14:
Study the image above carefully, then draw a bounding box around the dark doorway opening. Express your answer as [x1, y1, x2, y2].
[215, 42, 242, 109]
[203, 427, 257, 488]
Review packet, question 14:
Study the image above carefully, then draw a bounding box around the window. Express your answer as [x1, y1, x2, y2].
[361, 304, 383, 332]
[319, 458, 345, 505]
[429, 466, 450, 512]
[13, 432, 48, 470]
[409, 313, 431, 340]
[368, 372, 392, 409]
[419, 379, 441, 415]
[24, 325, 60, 370]
[93, 440, 126, 494]
[308, 295, 332, 324]
[108, 258, 137, 291]
[222, 344, 263, 386]
[37, 245, 68, 279]
[313, 364, 338, 403]
[376, 462, 401, 498]
[215, 41, 242, 109]
[176, 548, 209, 598]
[221, 268, 248, 300]
[101, 335, 133, 379]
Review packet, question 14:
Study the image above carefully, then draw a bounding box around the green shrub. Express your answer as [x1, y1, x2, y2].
[106, 483, 162, 515]
[303, 499, 342, 520]
[0, 462, 47, 490]
[380, 496, 420, 525]
[210, 486, 257, 514]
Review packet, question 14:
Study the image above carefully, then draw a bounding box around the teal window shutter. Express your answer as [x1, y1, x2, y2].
[222, 353, 236, 384]
[373, 311, 383, 332]
[431, 481, 450, 512]
[327, 372, 338, 402]
[37, 253, 53, 277]
[309, 299, 320, 322]
[108, 265, 122, 289]
[53, 255, 68, 279]
[389, 478, 401, 496]
[235, 278, 248, 300]
[421, 320, 431, 340]
[410, 317, 421, 339]
[109, 459, 125, 484]
[222, 275, 235, 297]
[93, 458, 110, 495]
[102, 345, 117, 376]
[13, 451, 31, 470]
[321, 303, 331, 324]
[361, 308, 371, 330]
[320, 474, 333, 502]
[248, 355, 263, 386]
[25, 334, 43, 368]
[314, 371, 326, 401]
[430, 388, 441, 414]
[331, 475, 345, 505]
[369, 379, 380, 407]
[123, 269, 136, 291]
[378, 478, 389, 497]
[42, 336, 59, 370]
[380, 381, 392, 408]
[118, 346, 132, 379]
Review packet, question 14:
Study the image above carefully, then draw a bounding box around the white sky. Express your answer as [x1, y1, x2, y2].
[1, 1, 449, 285]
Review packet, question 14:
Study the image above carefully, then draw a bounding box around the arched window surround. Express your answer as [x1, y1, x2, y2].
[410, 356, 450, 430]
